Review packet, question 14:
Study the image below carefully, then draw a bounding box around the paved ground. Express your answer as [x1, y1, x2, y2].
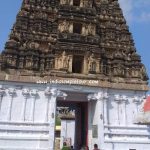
[55, 138, 60, 150]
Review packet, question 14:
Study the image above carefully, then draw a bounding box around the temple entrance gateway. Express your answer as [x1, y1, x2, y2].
[56, 101, 88, 150]
[0, 0, 149, 149]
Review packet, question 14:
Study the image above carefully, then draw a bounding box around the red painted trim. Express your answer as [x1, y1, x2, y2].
[144, 96, 150, 112]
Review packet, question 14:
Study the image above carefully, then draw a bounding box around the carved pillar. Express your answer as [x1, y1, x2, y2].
[8, 88, 16, 121]
[70, 0, 73, 5]
[30, 89, 38, 122]
[122, 95, 128, 125]
[114, 95, 128, 125]
[33, 57, 39, 70]
[55, 57, 59, 69]
[22, 88, 30, 121]
[19, 56, 24, 69]
[25, 56, 33, 69]
[40, 57, 45, 71]
[88, 91, 108, 148]
[45, 87, 67, 150]
[45, 88, 51, 123]
[88, 91, 106, 122]
[103, 92, 109, 125]
[68, 55, 73, 73]
[83, 56, 88, 74]
[69, 22, 73, 33]
[133, 96, 142, 115]
[114, 94, 122, 125]
[80, 0, 84, 7]
[96, 59, 100, 74]
[0, 87, 5, 113]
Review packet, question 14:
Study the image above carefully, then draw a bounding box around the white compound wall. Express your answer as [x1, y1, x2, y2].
[0, 81, 149, 150]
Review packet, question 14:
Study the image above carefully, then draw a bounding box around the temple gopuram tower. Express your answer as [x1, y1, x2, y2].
[0, 0, 149, 150]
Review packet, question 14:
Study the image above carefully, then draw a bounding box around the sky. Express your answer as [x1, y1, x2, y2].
[0, 0, 149, 86]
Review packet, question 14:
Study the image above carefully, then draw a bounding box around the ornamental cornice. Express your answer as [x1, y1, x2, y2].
[22, 88, 30, 98]
[0, 88, 5, 96]
[0, 74, 148, 91]
[8, 88, 16, 97]
[114, 94, 128, 103]
[133, 96, 144, 104]
[45, 87, 67, 99]
[31, 89, 39, 97]
[88, 91, 109, 101]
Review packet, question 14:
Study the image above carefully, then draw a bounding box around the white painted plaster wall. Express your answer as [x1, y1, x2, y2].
[0, 82, 61, 150]
[88, 89, 150, 150]
[0, 81, 149, 150]
[60, 119, 75, 148]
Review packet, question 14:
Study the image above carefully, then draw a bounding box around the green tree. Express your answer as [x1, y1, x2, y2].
[61, 146, 71, 150]
[56, 116, 61, 126]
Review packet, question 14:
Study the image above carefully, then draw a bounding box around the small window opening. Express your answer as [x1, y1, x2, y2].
[101, 59, 108, 75]
[72, 55, 84, 73]
[73, 0, 80, 6]
[73, 23, 82, 34]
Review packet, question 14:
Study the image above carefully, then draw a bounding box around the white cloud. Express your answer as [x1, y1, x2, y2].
[118, 0, 150, 24]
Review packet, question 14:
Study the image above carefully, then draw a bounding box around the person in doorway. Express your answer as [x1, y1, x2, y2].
[80, 145, 86, 150]
[61, 142, 71, 150]
[70, 145, 75, 150]
[93, 144, 100, 150]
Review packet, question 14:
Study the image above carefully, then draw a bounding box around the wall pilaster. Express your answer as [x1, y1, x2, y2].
[45, 87, 67, 150]
[0, 87, 5, 113]
[8, 88, 16, 121]
[88, 91, 109, 150]
[30, 89, 38, 122]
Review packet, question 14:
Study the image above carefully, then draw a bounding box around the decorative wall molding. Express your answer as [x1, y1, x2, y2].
[133, 96, 143, 104]
[114, 94, 129, 125]
[114, 94, 128, 103]
[88, 91, 109, 101]
[22, 88, 30, 121]
[45, 87, 67, 99]
[45, 87, 67, 149]
[30, 89, 38, 97]
[0, 87, 5, 113]
[0, 82, 148, 150]
[0, 88, 5, 96]
[30, 89, 39, 122]
[7, 88, 16, 121]
[22, 88, 30, 98]
[8, 88, 16, 97]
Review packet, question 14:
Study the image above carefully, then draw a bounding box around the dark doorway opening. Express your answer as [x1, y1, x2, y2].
[73, 0, 80, 6]
[75, 102, 88, 149]
[56, 101, 88, 150]
[72, 55, 84, 73]
[73, 23, 82, 34]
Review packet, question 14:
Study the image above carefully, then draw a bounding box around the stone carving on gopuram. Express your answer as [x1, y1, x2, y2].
[0, 0, 149, 88]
